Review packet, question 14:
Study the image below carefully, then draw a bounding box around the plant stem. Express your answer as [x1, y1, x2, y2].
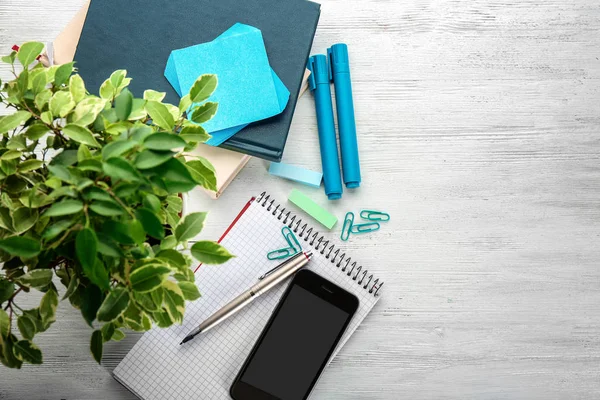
[105, 187, 135, 218]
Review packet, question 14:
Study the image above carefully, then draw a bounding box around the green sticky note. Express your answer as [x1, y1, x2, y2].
[288, 189, 337, 230]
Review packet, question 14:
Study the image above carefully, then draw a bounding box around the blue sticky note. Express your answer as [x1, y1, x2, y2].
[269, 162, 323, 188]
[165, 23, 290, 146]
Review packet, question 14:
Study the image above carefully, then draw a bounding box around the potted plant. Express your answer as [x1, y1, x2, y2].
[0, 42, 233, 368]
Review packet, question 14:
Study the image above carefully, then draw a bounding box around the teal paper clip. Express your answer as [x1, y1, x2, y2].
[351, 222, 381, 234]
[282, 226, 302, 252]
[267, 247, 296, 260]
[360, 210, 390, 222]
[340, 212, 354, 241]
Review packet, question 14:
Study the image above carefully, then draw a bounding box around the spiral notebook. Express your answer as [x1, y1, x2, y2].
[113, 192, 383, 399]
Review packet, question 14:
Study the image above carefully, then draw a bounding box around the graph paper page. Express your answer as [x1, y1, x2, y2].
[113, 199, 380, 399]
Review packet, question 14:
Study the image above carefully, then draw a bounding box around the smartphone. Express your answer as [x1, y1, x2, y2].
[230, 269, 359, 400]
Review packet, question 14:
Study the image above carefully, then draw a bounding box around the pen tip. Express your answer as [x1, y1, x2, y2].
[180, 335, 192, 345]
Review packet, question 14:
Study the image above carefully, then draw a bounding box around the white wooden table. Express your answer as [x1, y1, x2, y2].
[2, 0, 600, 398]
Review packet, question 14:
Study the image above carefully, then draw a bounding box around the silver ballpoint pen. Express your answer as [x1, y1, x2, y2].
[180, 251, 313, 345]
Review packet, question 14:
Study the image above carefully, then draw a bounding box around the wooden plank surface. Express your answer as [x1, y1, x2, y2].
[1, 0, 600, 398]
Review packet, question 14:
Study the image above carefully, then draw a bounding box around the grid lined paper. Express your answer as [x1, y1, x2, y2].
[113, 198, 381, 400]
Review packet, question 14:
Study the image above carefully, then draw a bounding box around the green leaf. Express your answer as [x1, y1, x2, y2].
[134, 292, 160, 313]
[13, 207, 38, 234]
[101, 322, 115, 342]
[97, 287, 130, 322]
[162, 280, 185, 323]
[34, 89, 52, 110]
[77, 143, 92, 162]
[0, 207, 13, 231]
[160, 235, 177, 250]
[110, 70, 127, 89]
[152, 158, 197, 194]
[81, 284, 103, 327]
[0, 279, 14, 304]
[130, 124, 154, 143]
[189, 74, 218, 103]
[1, 334, 23, 369]
[175, 212, 207, 242]
[99, 79, 114, 100]
[156, 249, 187, 270]
[54, 62, 74, 86]
[0, 236, 41, 258]
[76, 228, 102, 286]
[144, 132, 187, 151]
[42, 219, 75, 241]
[115, 89, 133, 121]
[89, 200, 125, 216]
[127, 219, 146, 244]
[144, 89, 166, 102]
[178, 94, 192, 114]
[102, 140, 136, 160]
[112, 329, 126, 341]
[47, 164, 71, 183]
[178, 281, 201, 301]
[17, 42, 44, 67]
[69, 74, 86, 102]
[1, 150, 22, 160]
[180, 125, 211, 144]
[43, 199, 83, 217]
[62, 124, 100, 147]
[90, 330, 103, 364]
[0, 111, 32, 135]
[50, 149, 79, 167]
[191, 241, 234, 264]
[14, 340, 42, 364]
[49, 91, 76, 117]
[25, 123, 50, 140]
[90, 259, 110, 291]
[143, 194, 161, 212]
[71, 97, 106, 126]
[30, 69, 48, 94]
[17, 269, 52, 289]
[129, 263, 171, 293]
[39, 288, 58, 326]
[190, 102, 218, 124]
[186, 159, 217, 192]
[40, 111, 53, 125]
[102, 220, 135, 245]
[152, 310, 172, 328]
[0, 309, 10, 337]
[134, 149, 173, 170]
[17, 159, 43, 173]
[17, 315, 36, 340]
[135, 208, 165, 239]
[145, 101, 175, 130]
[62, 276, 80, 301]
[102, 158, 140, 182]
[96, 233, 123, 257]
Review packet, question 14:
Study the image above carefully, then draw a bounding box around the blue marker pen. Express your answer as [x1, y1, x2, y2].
[307, 55, 343, 200]
[328, 43, 361, 189]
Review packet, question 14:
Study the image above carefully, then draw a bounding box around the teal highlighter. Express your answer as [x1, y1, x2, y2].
[308, 55, 343, 200]
[328, 44, 361, 189]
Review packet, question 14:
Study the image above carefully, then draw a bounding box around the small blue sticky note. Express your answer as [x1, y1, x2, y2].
[269, 162, 323, 188]
[165, 23, 290, 146]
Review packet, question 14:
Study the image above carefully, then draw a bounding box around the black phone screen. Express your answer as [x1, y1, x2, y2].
[233, 270, 358, 400]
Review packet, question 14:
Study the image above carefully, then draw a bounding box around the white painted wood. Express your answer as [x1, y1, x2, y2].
[2, 0, 600, 398]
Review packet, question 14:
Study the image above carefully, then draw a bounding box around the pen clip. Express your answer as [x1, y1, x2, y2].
[307, 58, 317, 91]
[327, 47, 334, 82]
[258, 260, 287, 280]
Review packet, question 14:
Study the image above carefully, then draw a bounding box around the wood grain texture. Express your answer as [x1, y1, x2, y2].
[2, 0, 600, 398]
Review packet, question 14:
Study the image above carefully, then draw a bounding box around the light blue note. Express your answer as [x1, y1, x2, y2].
[269, 162, 323, 188]
[165, 23, 290, 146]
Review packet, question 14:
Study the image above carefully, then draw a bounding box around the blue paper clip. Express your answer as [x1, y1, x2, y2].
[282, 226, 302, 252]
[360, 210, 390, 222]
[267, 247, 296, 260]
[340, 212, 354, 241]
[351, 222, 380, 234]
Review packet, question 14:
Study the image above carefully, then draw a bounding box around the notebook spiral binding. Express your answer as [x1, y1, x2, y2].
[256, 192, 384, 297]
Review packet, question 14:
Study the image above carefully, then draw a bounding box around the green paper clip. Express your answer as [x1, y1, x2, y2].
[282, 226, 301, 252]
[341, 212, 354, 241]
[360, 210, 390, 222]
[351, 222, 381, 234]
[267, 247, 296, 260]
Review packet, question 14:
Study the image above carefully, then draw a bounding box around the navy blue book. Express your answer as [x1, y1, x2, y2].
[74, 0, 321, 162]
